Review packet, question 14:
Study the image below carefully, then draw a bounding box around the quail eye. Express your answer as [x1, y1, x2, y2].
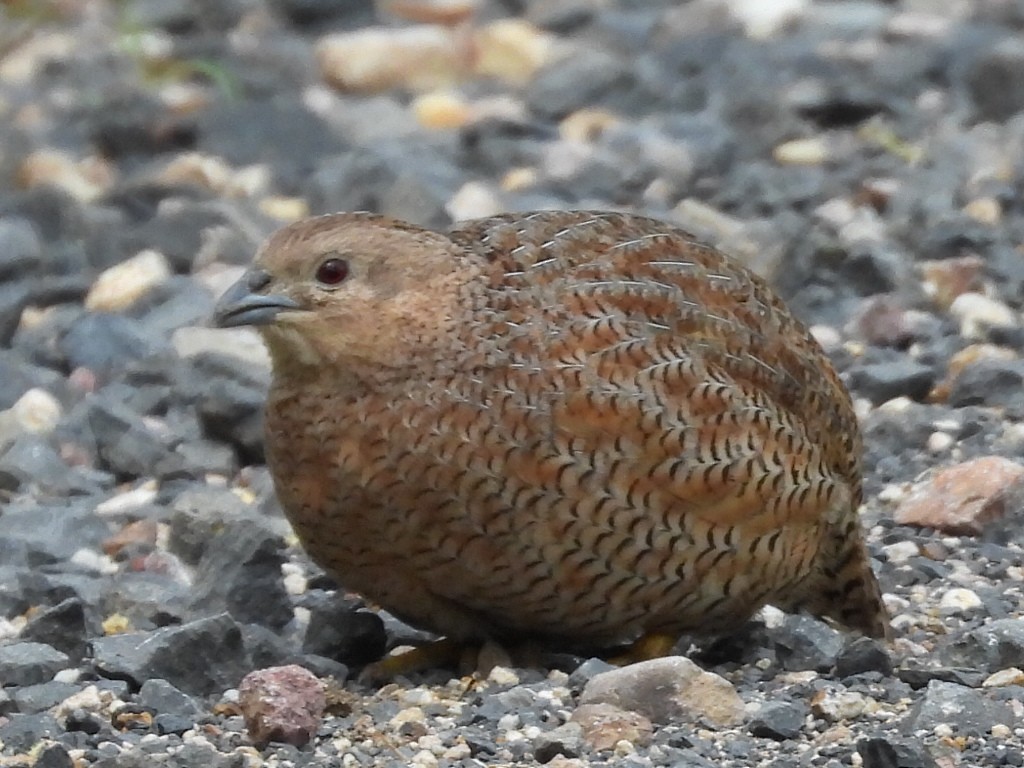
[315, 257, 349, 286]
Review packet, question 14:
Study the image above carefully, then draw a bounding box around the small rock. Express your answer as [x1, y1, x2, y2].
[747, 700, 806, 740]
[0, 713, 63, 754]
[901, 680, 1012, 733]
[773, 137, 828, 166]
[948, 292, 1018, 339]
[835, 637, 893, 678]
[920, 256, 985, 310]
[881, 540, 920, 564]
[938, 587, 983, 615]
[412, 91, 474, 130]
[773, 615, 845, 672]
[302, 597, 388, 666]
[11, 680, 81, 714]
[33, 743, 74, 768]
[91, 613, 251, 696]
[941, 618, 1024, 673]
[893, 456, 1024, 535]
[567, 657, 616, 692]
[21, 598, 93, 663]
[947, 359, 1024, 414]
[445, 181, 504, 222]
[473, 19, 554, 85]
[238, 665, 326, 747]
[846, 360, 935, 405]
[85, 250, 172, 312]
[983, 668, 1024, 688]
[569, 702, 653, 752]
[58, 313, 163, 379]
[0, 642, 70, 687]
[578, 656, 744, 727]
[533, 721, 584, 762]
[138, 679, 202, 719]
[963, 197, 1002, 226]
[188, 518, 293, 631]
[9, 388, 62, 435]
[316, 26, 465, 93]
[856, 737, 900, 768]
[811, 687, 876, 722]
[966, 36, 1024, 121]
[17, 149, 113, 202]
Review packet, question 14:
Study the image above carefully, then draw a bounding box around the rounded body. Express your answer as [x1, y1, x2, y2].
[262, 211, 890, 647]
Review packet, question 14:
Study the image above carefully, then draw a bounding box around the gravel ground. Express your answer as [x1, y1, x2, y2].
[2, 0, 1024, 766]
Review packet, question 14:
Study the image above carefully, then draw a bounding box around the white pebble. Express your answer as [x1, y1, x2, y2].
[85, 249, 171, 312]
[882, 541, 919, 564]
[992, 723, 1012, 738]
[939, 587, 982, 614]
[70, 548, 118, 575]
[410, 750, 438, 768]
[94, 482, 159, 516]
[613, 739, 637, 756]
[11, 388, 62, 434]
[949, 292, 1018, 338]
[926, 431, 954, 453]
[488, 665, 520, 686]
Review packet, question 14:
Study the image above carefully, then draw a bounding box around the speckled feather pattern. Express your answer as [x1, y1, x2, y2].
[260, 210, 890, 648]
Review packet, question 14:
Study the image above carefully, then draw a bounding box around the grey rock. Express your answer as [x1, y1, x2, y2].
[268, 0, 375, 30]
[901, 680, 1012, 735]
[21, 598, 94, 663]
[58, 313, 164, 377]
[11, 680, 81, 714]
[940, 618, 1024, 673]
[241, 623, 294, 670]
[967, 37, 1024, 122]
[0, 281, 32, 347]
[189, 519, 292, 630]
[102, 570, 191, 630]
[0, 713, 63, 753]
[167, 485, 261, 565]
[33, 743, 74, 768]
[527, 48, 637, 120]
[189, 353, 268, 464]
[154, 713, 195, 736]
[198, 99, 347, 194]
[579, 656, 744, 726]
[91, 612, 251, 696]
[138, 678, 203, 719]
[0, 642, 71, 687]
[948, 359, 1024, 416]
[83, 395, 176, 480]
[0, 351, 63, 410]
[0, 216, 43, 280]
[533, 721, 584, 762]
[835, 637, 893, 679]
[847, 360, 935, 405]
[748, 700, 806, 741]
[568, 657, 617, 693]
[0, 498, 110, 567]
[0, 435, 95, 497]
[303, 598, 387, 666]
[773, 615, 845, 672]
[307, 142, 461, 230]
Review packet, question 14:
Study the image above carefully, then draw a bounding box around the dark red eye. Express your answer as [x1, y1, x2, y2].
[315, 258, 349, 286]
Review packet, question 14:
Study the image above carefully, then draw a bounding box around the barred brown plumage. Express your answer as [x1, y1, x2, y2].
[213, 209, 891, 665]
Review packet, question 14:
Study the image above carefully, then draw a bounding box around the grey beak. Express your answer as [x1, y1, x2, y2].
[212, 269, 302, 328]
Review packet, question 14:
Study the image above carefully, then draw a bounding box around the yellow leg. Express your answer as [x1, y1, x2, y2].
[358, 638, 466, 683]
[608, 632, 679, 666]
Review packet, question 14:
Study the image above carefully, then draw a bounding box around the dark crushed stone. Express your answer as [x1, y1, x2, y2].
[2, 1, 1024, 766]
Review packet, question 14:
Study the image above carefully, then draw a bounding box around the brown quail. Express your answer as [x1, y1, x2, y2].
[213, 209, 891, 662]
